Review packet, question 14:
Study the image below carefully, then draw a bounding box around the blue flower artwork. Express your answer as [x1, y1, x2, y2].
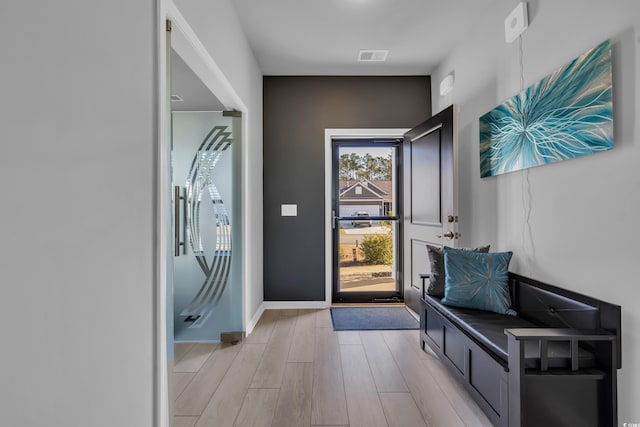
[479, 40, 613, 178]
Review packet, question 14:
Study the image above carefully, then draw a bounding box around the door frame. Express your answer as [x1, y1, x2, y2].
[331, 139, 403, 303]
[157, 2, 250, 426]
[324, 129, 410, 306]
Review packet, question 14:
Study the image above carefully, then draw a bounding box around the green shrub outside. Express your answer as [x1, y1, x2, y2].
[360, 232, 392, 264]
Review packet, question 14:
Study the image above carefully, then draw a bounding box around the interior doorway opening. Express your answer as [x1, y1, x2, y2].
[332, 140, 402, 302]
[324, 129, 410, 305]
[159, 6, 250, 426]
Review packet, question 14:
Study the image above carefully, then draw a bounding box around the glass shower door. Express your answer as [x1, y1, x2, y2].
[172, 111, 241, 342]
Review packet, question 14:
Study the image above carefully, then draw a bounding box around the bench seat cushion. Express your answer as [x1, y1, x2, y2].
[425, 295, 596, 369]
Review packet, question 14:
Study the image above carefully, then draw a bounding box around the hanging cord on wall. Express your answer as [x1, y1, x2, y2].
[519, 35, 525, 91]
[519, 34, 536, 273]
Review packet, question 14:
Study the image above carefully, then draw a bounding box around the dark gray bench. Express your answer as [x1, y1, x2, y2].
[419, 272, 621, 427]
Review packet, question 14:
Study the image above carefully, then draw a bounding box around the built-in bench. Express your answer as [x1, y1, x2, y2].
[419, 272, 621, 427]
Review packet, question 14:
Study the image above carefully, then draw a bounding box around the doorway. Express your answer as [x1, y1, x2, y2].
[160, 10, 251, 426]
[331, 138, 403, 303]
[324, 129, 409, 306]
[325, 108, 457, 309]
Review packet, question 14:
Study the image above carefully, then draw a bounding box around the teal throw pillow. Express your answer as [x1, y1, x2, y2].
[426, 244, 490, 297]
[441, 247, 516, 315]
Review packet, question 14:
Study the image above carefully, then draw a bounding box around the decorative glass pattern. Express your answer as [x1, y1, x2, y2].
[180, 125, 233, 328]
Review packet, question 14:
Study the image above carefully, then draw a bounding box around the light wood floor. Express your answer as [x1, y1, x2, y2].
[173, 309, 493, 427]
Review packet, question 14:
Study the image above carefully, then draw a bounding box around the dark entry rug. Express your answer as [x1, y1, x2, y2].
[330, 306, 419, 330]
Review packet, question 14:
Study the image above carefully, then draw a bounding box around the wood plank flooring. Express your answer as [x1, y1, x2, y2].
[173, 309, 492, 427]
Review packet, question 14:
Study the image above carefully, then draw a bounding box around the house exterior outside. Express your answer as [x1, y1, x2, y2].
[338, 179, 393, 219]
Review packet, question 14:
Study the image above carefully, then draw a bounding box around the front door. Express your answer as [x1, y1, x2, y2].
[332, 139, 403, 303]
[403, 105, 457, 313]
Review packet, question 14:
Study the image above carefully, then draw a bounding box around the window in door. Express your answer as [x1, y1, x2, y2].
[332, 140, 402, 303]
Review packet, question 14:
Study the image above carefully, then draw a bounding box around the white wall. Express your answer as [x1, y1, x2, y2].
[0, 0, 263, 424]
[174, 0, 264, 330]
[0, 1, 156, 426]
[431, 0, 640, 422]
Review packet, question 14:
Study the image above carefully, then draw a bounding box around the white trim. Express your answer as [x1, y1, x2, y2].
[246, 302, 265, 335]
[263, 301, 331, 310]
[156, 2, 169, 426]
[166, 2, 247, 111]
[157, 3, 255, 426]
[324, 129, 410, 306]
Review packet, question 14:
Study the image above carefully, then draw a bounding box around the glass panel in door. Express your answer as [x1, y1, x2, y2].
[337, 219, 398, 293]
[333, 141, 402, 302]
[172, 111, 242, 341]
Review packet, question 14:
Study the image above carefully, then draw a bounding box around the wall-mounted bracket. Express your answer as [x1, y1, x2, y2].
[505, 2, 528, 43]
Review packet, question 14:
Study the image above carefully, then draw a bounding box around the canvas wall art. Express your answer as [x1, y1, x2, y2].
[479, 40, 613, 178]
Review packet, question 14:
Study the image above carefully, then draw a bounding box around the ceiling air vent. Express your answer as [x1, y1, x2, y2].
[358, 50, 389, 62]
[171, 94, 183, 102]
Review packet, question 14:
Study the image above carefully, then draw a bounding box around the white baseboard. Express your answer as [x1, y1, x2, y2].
[262, 301, 330, 310]
[246, 302, 265, 336]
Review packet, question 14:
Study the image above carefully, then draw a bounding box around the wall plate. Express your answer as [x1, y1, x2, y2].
[505, 2, 528, 43]
[281, 204, 298, 216]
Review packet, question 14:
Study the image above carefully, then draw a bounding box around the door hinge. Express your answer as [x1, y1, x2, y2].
[223, 110, 242, 118]
[166, 19, 172, 32]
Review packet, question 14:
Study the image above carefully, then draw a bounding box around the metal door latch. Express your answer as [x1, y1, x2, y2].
[437, 231, 460, 240]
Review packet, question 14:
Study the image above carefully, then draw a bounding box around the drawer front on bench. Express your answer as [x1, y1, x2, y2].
[467, 339, 507, 422]
[443, 322, 466, 374]
[425, 307, 444, 349]
[444, 322, 508, 426]
[421, 302, 508, 427]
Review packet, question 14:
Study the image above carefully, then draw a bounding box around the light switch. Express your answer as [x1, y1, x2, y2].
[281, 204, 298, 217]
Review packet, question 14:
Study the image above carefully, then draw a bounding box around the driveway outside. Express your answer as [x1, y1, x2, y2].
[339, 225, 395, 292]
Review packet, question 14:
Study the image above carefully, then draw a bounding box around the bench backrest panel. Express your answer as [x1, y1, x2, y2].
[508, 272, 622, 369]
[517, 283, 600, 329]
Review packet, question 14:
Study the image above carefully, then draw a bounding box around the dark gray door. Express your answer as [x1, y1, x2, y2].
[403, 105, 457, 313]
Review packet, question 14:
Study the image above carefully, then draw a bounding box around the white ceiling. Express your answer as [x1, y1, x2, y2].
[170, 1, 500, 107]
[171, 49, 226, 111]
[232, 0, 500, 75]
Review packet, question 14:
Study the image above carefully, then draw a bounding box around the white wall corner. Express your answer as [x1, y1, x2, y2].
[245, 302, 265, 336]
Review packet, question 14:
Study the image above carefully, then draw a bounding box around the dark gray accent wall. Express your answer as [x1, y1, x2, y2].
[263, 76, 431, 301]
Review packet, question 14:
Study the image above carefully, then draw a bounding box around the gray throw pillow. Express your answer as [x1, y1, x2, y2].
[425, 244, 490, 297]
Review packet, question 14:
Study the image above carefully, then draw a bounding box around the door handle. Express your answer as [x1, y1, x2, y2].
[437, 231, 460, 240]
[174, 186, 186, 256]
[332, 210, 342, 229]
